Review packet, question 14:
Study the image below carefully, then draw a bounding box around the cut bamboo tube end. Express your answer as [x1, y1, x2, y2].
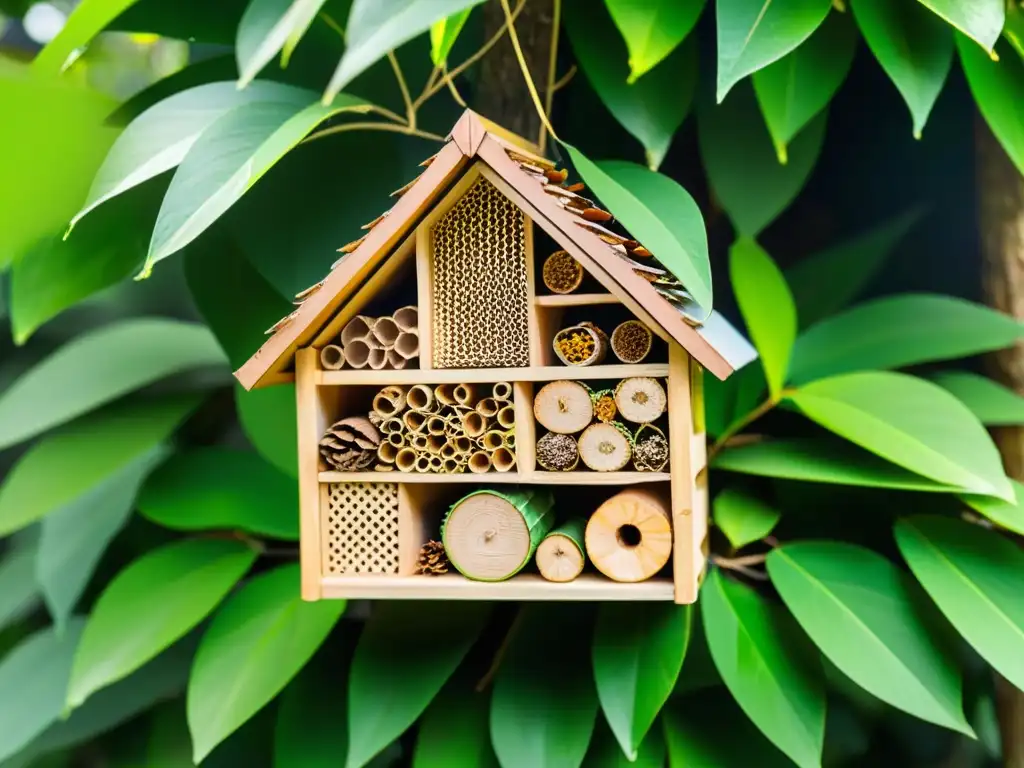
[442, 489, 555, 581]
[578, 422, 632, 472]
[373, 386, 407, 418]
[394, 305, 418, 333]
[341, 315, 373, 346]
[492, 381, 512, 402]
[542, 250, 584, 294]
[415, 454, 432, 473]
[614, 377, 667, 424]
[611, 320, 653, 364]
[368, 347, 387, 370]
[462, 411, 488, 438]
[407, 384, 436, 413]
[534, 380, 594, 434]
[492, 447, 516, 473]
[496, 404, 516, 430]
[482, 430, 505, 452]
[395, 331, 419, 360]
[435, 383, 458, 406]
[343, 338, 371, 368]
[468, 450, 493, 474]
[454, 383, 479, 407]
[377, 442, 398, 464]
[476, 397, 499, 417]
[395, 448, 417, 472]
[404, 410, 427, 433]
[386, 349, 407, 369]
[320, 344, 346, 370]
[536, 518, 586, 582]
[372, 316, 400, 347]
[427, 415, 447, 435]
[586, 488, 672, 583]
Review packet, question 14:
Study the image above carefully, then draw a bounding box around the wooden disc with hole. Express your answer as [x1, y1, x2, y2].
[578, 422, 632, 472]
[535, 518, 586, 582]
[534, 380, 594, 434]
[585, 488, 672, 582]
[442, 490, 554, 581]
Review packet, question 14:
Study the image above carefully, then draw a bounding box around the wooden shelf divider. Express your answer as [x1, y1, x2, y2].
[317, 363, 668, 386]
[534, 293, 621, 307]
[319, 470, 669, 485]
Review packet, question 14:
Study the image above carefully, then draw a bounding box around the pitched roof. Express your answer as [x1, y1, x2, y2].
[235, 110, 755, 389]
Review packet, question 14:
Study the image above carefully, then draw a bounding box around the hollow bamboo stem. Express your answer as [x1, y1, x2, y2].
[320, 345, 346, 370]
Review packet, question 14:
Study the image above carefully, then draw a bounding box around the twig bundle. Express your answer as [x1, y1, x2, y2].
[325, 307, 420, 370]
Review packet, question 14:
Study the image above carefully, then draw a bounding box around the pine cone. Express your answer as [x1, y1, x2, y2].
[416, 540, 449, 576]
[319, 416, 380, 471]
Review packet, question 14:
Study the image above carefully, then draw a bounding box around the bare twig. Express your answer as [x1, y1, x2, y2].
[551, 64, 577, 93]
[499, 0, 558, 142]
[707, 393, 791, 462]
[539, 0, 562, 153]
[387, 51, 416, 129]
[440, 62, 468, 107]
[711, 554, 769, 581]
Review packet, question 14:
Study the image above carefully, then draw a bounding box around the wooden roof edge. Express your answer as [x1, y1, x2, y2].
[234, 139, 470, 390]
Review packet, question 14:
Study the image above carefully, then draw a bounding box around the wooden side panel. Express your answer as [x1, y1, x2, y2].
[513, 381, 536, 475]
[296, 348, 329, 601]
[690, 362, 709, 590]
[415, 225, 434, 370]
[668, 344, 697, 604]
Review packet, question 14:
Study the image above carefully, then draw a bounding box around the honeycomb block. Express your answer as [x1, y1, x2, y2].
[322, 483, 399, 574]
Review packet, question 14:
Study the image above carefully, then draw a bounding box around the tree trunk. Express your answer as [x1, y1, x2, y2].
[976, 119, 1024, 768]
[475, 0, 555, 142]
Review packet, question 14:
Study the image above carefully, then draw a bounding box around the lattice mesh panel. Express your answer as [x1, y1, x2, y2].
[323, 483, 399, 574]
[431, 177, 529, 368]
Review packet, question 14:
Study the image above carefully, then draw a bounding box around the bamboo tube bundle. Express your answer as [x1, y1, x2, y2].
[340, 316, 373, 346]
[393, 305, 418, 333]
[410, 434, 430, 452]
[435, 383, 458, 407]
[377, 442, 398, 464]
[534, 380, 594, 434]
[578, 422, 633, 472]
[454, 383, 480, 407]
[542, 250, 584, 294]
[414, 454, 432, 472]
[553, 322, 608, 367]
[468, 451, 493, 474]
[404, 410, 427, 433]
[368, 348, 387, 370]
[426, 415, 447, 435]
[395, 448, 417, 472]
[536, 432, 579, 471]
[633, 424, 669, 472]
[320, 344, 346, 370]
[442, 489, 555, 581]
[343, 338, 372, 369]
[482, 430, 506, 452]
[462, 411, 489, 438]
[319, 417, 380, 470]
[610, 320, 653, 363]
[536, 519, 587, 582]
[386, 349, 407, 370]
[586, 488, 672, 582]
[614, 377, 667, 424]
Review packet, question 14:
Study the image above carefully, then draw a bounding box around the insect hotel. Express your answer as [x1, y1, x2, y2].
[236, 110, 754, 604]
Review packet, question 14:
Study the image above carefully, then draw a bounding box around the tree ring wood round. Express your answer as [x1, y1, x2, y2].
[443, 493, 531, 581]
[534, 380, 594, 434]
[536, 533, 584, 582]
[614, 377, 667, 424]
[578, 422, 632, 472]
[586, 488, 672, 582]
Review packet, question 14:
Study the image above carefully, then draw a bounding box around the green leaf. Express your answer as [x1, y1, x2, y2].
[915, 0, 1004, 51]
[66, 538, 256, 708]
[753, 12, 857, 163]
[715, 0, 832, 102]
[583, 716, 665, 768]
[790, 294, 1023, 384]
[729, 237, 795, 398]
[895, 515, 1024, 692]
[1006, 2, 1024, 60]
[767, 542, 973, 734]
[850, 0, 954, 138]
[275, 649, 351, 768]
[139, 448, 298, 540]
[702, 570, 825, 768]
[413, 678, 498, 768]
[0, 621, 84, 763]
[69, 81, 310, 231]
[236, 385, 298, 478]
[346, 601, 491, 768]
[237, 0, 331, 87]
[713, 488, 781, 549]
[491, 605, 598, 768]
[0, 536, 42, 633]
[698, 83, 827, 236]
[961, 479, 1024, 536]
[38, 447, 168, 633]
[662, 690, 793, 768]
[9, 637, 196, 766]
[564, 147, 712, 315]
[0, 319, 225, 452]
[713, 438, 958, 492]
[784, 209, 923, 328]
[324, 0, 486, 102]
[430, 8, 472, 65]
[188, 564, 345, 762]
[184, 235, 292, 369]
[930, 371, 1024, 426]
[787, 371, 1014, 501]
[142, 93, 373, 276]
[592, 603, 690, 760]
[31, 0, 143, 75]
[959, 36, 1024, 176]
[564, 1, 697, 169]
[604, 0, 704, 82]
[0, 395, 201, 536]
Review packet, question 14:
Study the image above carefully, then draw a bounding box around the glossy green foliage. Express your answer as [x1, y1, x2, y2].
[702, 570, 825, 767]
[768, 542, 973, 734]
[592, 603, 690, 760]
[915, 0, 1004, 51]
[236, 0, 332, 87]
[712, 487, 781, 549]
[413, 677, 499, 768]
[430, 8, 472, 65]
[604, 0, 704, 83]
[960, 37, 1024, 176]
[961, 480, 1024, 536]
[930, 371, 1024, 425]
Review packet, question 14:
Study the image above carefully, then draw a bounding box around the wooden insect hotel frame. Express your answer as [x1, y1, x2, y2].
[236, 110, 755, 604]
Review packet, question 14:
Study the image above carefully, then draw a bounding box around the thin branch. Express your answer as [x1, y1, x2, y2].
[707, 392, 790, 462]
[387, 51, 416, 129]
[539, 0, 562, 154]
[440, 62, 468, 108]
[715, 553, 768, 568]
[412, 0, 527, 110]
[711, 554, 769, 581]
[551, 64, 577, 93]
[303, 121, 445, 145]
[319, 11, 345, 40]
[499, 0, 558, 141]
